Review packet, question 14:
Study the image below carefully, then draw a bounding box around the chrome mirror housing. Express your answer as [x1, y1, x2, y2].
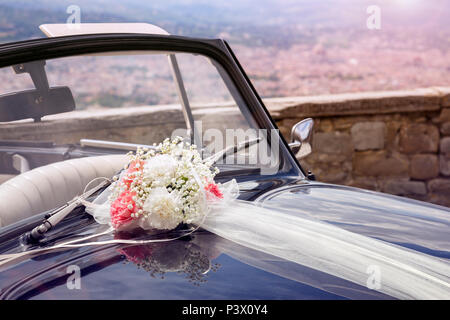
[289, 118, 314, 159]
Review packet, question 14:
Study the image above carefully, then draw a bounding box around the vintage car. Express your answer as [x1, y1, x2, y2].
[0, 23, 448, 300]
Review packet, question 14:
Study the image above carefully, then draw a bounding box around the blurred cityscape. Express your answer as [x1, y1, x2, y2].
[0, 0, 449, 101]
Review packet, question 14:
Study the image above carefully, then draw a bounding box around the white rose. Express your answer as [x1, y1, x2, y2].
[139, 187, 182, 230]
[143, 154, 178, 187]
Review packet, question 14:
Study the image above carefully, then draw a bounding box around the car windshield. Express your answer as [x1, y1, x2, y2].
[0, 50, 296, 187]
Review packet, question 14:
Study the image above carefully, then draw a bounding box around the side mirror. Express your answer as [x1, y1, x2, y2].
[289, 118, 314, 159]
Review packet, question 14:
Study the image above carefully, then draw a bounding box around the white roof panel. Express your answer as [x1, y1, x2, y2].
[39, 23, 170, 38]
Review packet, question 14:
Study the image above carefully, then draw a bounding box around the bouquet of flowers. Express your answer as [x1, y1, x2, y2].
[100, 137, 229, 231]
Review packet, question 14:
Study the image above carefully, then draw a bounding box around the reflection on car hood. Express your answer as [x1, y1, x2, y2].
[257, 182, 450, 259]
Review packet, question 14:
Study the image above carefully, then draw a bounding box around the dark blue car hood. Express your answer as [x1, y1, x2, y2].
[0, 181, 448, 299]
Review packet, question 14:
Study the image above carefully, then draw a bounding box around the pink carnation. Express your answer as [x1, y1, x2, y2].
[122, 160, 144, 189]
[205, 183, 223, 199]
[110, 190, 137, 228]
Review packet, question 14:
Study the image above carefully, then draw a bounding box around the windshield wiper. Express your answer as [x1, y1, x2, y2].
[205, 137, 262, 165]
[20, 179, 110, 244]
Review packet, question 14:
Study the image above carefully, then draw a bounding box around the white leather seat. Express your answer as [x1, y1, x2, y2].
[0, 155, 128, 227]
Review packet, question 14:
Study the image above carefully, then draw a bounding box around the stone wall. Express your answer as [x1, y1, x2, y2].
[268, 87, 450, 207]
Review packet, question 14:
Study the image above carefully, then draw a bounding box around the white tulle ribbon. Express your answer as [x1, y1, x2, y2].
[202, 200, 450, 300]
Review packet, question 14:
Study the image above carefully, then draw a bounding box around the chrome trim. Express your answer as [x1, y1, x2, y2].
[79, 139, 155, 151]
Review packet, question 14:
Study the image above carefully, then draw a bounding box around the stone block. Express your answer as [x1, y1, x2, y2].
[303, 152, 349, 165]
[333, 116, 363, 130]
[399, 123, 439, 154]
[432, 108, 450, 123]
[409, 154, 439, 180]
[443, 96, 450, 107]
[385, 121, 403, 149]
[382, 179, 427, 196]
[440, 154, 450, 176]
[441, 122, 450, 136]
[317, 119, 334, 132]
[428, 178, 450, 195]
[440, 137, 450, 155]
[353, 151, 409, 177]
[317, 168, 349, 183]
[351, 121, 385, 151]
[309, 162, 351, 184]
[313, 131, 352, 155]
[429, 194, 450, 207]
[348, 177, 378, 191]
